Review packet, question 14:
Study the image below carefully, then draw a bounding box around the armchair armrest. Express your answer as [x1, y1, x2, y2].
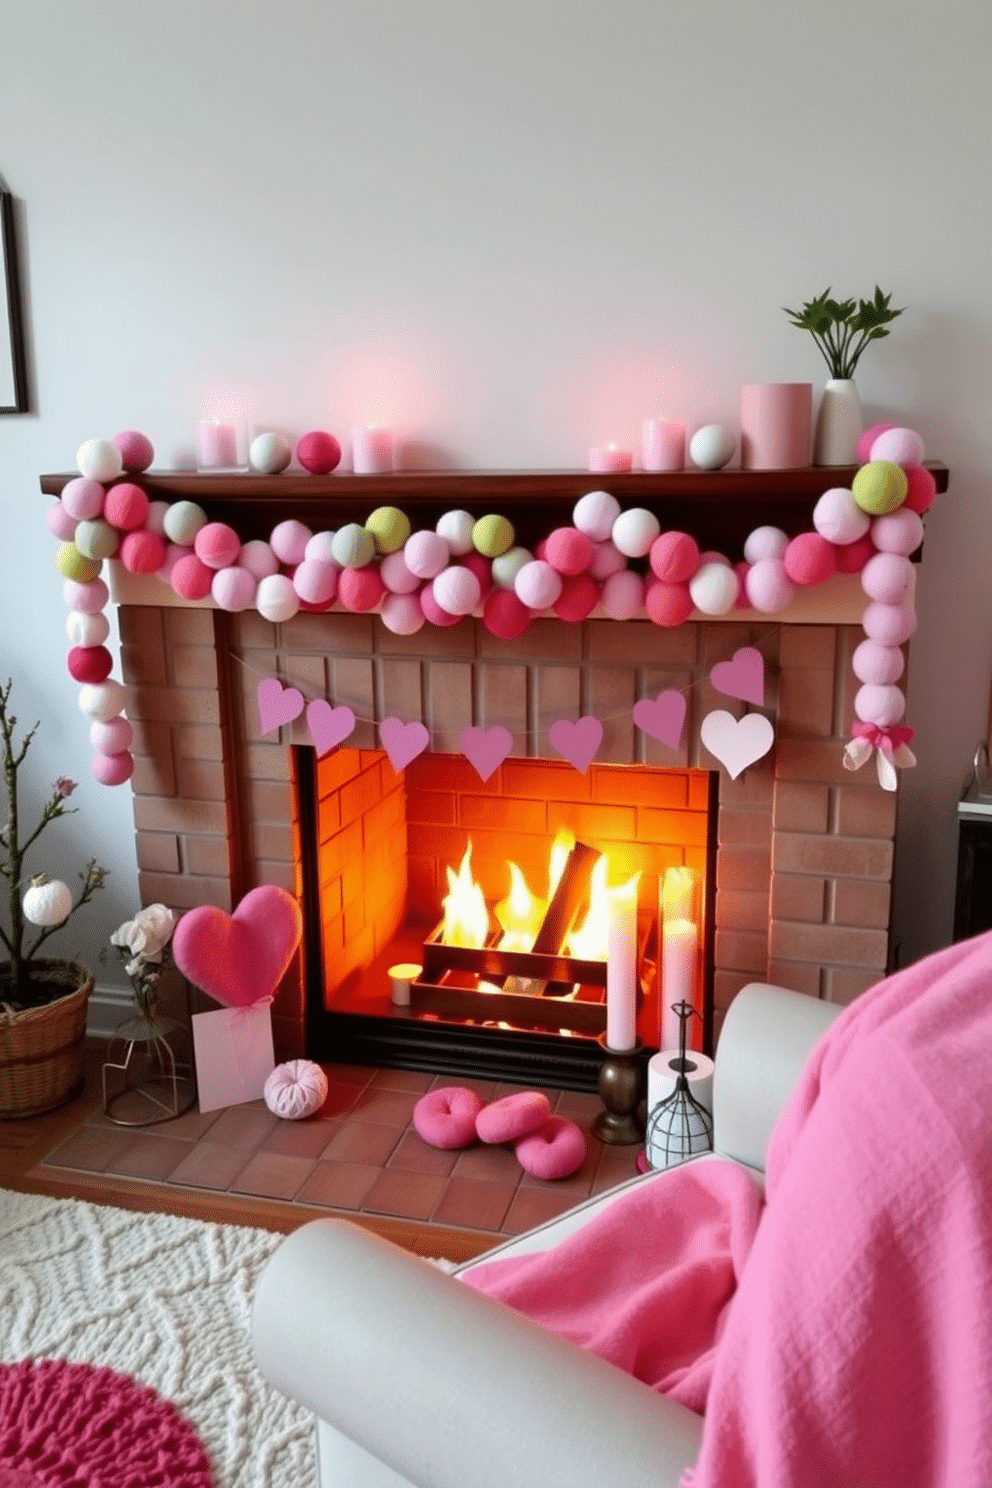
[253, 1216, 703, 1488]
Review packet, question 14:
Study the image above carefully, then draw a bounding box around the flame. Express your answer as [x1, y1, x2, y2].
[662, 866, 697, 924]
[441, 842, 490, 948]
[495, 861, 545, 952]
[564, 853, 610, 959]
[547, 829, 575, 899]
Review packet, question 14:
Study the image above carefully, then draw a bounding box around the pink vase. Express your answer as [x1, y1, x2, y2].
[740, 382, 812, 470]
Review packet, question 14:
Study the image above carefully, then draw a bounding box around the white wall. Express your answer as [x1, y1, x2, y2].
[2, 0, 990, 1020]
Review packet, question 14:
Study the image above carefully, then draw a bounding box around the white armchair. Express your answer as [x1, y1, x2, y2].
[252, 983, 840, 1488]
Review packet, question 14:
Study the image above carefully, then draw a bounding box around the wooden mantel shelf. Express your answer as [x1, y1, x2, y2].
[40, 463, 949, 558]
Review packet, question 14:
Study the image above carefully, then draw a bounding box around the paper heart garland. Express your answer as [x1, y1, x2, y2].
[632, 690, 687, 749]
[379, 716, 431, 771]
[700, 709, 775, 780]
[709, 646, 765, 706]
[306, 700, 356, 757]
[256, 677, 305, 734]
[172, 885, 303, 1009]
[460, 725, 513, 781]
[549, 716, 604, 774]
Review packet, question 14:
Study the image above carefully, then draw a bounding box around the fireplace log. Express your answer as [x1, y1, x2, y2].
[505, 840, 601, 998]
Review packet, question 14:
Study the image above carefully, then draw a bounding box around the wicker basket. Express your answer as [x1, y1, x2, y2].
[0, 960, 94, 1119]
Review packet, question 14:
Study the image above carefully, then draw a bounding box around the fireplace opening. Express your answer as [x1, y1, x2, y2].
[296, 744, 717, 1090]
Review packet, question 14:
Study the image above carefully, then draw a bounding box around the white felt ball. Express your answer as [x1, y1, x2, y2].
[745, 557, 796, 612]
[270, 519, 313, 566]
[612, 507, 661, 559]
[573, 489, 621, 542]
[77, 438, 123, 483]
[689, 561, 740, 615]
[404, 529, 450, 580]
[491, 546, 533, 590]
[852, 639, 905, 686]
[871, 509, 925, 556]
[587, 540, 626, 581]
[256, 573, 300, 623]
[743, 526, 790, 563]
[291, 559, 338, 606]
[436, 510, 476, 555]
[432, 565, 482, 616]
[304, 530, 338, 563]
[249, 432, 293, 474]
[689, 424, 736, 470]
[78, 679, 127, 722]
[813, 487, 871, 545]
[66, 610, 110, 647]
[380, 550, 422, 594]
[264, 1059, 328, 1120]
[855, 683, 907, 727]
[381, 592, 427, 635]
[331, 523, 375, 569]
[600, 569, 645, 620]
[860, 552, 915, 605]
[514, 559, 563, 610]
[238, 539, 280, 579]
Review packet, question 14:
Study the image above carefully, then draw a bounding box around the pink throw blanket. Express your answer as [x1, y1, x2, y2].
[466, 930, 992, 1487]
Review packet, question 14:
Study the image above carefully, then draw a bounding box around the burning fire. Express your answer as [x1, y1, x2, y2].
[441, 842, 491, 948]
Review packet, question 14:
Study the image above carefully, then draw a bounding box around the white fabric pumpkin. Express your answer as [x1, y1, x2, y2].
[22, 875, 73, 927]
[263, 1059, 328, 1120]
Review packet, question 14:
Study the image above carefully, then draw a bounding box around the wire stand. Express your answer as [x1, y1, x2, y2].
[645, 1000, 713, 1169]
[102, 1014, 197, 1127]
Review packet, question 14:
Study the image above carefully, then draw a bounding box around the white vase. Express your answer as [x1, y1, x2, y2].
[813, 378, 863, 466]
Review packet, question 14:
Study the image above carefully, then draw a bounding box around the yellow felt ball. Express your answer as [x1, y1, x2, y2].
[852, 460, 908, 516]
[365, 505, 411, 554]
[472, 513, 515, 558]
[56, 542, 103, 582]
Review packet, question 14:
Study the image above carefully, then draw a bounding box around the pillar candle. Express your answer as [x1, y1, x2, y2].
[660, 866, 699, 1049]
[352, 426, 394, 474]
[642, 419, 686, 472]
[606, 873, 640, 1051]
[588, 444, 633, 474]
[197, 420, 239, 469]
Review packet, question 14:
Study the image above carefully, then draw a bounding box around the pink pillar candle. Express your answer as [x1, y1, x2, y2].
[642, 419, 686, 472]
[197, 420, 240, 470]
[588, 445, 633, 474]
[352, 426, 394, 474]
[606, 874, 641, 1052]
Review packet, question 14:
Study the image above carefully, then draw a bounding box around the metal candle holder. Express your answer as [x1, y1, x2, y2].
[593, 1034, 645, 1145]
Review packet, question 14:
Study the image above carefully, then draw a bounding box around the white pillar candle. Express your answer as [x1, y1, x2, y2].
[660, 918, 699, 1050]
[642, 419, 686, 472]
[588, 444, 632, 474]
[197, 420, 239, 469]
[352, 426, 394, 474]
[388, 963, 421, 1006]
[606, 873, 640, 1051]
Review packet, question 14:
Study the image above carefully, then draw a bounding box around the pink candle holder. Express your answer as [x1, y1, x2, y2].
[352, 426, 394, 474]
[588, 445, 632, 474]
[642, 419, 686, 472]
[197, 420, 242, 470]
[739, 383, 812, 470]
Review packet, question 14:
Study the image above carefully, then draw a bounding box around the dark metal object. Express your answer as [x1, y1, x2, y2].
[593, 1034, 646, 1145]
[0, 189, 29, 414]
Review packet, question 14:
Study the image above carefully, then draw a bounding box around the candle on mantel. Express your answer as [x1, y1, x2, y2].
[660, 866, 699, 1050]
[588, 443, 633, 474]
[642, 419, 686, 472]
[197, 419, 240, 470]
[352, 425, 394, 474]
[606, 872, 641, 1051]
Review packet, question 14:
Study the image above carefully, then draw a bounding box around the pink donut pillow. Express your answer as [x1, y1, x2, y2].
[475, 1091, 552, 1145]
[413, 1086, 483, 1149]
[515, 1115, 587, 1179]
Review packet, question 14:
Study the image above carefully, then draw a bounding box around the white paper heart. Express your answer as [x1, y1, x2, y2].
[699, 710, 775, 780]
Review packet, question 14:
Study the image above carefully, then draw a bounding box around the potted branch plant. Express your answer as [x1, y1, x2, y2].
[783, 287, 904, 466]
[0, 679, 108, 1116]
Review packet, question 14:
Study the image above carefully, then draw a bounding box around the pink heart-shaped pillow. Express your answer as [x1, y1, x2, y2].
[172, 885, 303, 1008]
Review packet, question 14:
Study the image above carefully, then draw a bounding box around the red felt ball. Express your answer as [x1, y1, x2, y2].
[832, 532, 876, 574]
[544, 526, 593, 576]
[482, 588, 531, 639]
[92, 750, 134, 786]
[194, 521, 241, 570]
[902, 465, 938, 515]
[338, 565, 385, 612]
[119, 529, 167, 575]
[296, 430, 342, 474]
[67, 645, 113, 684]
[170, 553, 214, 600]
[649, 530, 700, 584]
[645, 580, 693, 627]
[111, 429, 155, 472]
[552, 573, 600, 622]
[783, 532, 837, 586]
[420, 586, 462, 627]
[103, 481, 149, 532]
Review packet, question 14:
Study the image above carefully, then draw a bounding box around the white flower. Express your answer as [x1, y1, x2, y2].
[110, 903, 176, 965]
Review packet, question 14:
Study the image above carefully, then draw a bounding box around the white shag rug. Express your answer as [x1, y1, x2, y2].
[0, 1187, 316, 1488]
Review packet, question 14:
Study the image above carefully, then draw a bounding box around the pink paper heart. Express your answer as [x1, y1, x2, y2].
[172, 885, 303, 1008]
[709, 646, 765, 706]
[460, 724, 513, 781]
[699, 709, 775, 780]
[548, 715, 604, 774]
[257, 677, 306, 734]
[307, 700, 356, 758]
[632, 690, 687, 749]
[379, 716, 431, 771]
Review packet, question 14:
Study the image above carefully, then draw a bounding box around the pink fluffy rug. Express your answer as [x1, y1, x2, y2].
[0, 1359, 212, 1487]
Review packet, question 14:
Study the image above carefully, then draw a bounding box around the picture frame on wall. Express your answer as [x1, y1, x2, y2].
[1, 189, 29, 415]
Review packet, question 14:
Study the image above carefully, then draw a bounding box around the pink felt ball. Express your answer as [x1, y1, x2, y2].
[103, 482, 149, 532]
[482, 588, 532, 639]
[553, 573, 599, 622]
[67, 645, 113, 684]
[89, 716, 134, 754]
[860, 552, 915, 605]
[856, 422, 896, 464]
[292, 558, 339, 607]
[296, 430, 342, 474]
[812, 487, 870, 545]
[46, 501, 79, 541]
[743, 526, 790, 563]
[194, 522, 241, 570]
[599, 569, 645, 620]
[870, 508, 924, 556]
[61, 477, 105, 521]
[902, 465, 938, 515]
[587, 539, 626, 581]
[405, 529, 450, 580]
[156, 543, 188, 586]
[832, 532, 876, 574]
[461, 551, 493, 600]
[270, 519, 312, 566]
[119, 529, 167, 575]
[514, 1114, 587, 1179]
[380, 550, 422, 594]
[111, 429, 154, 472]
[238, 539, 280, 579]
[783, 532, 837, 586]
[869, 426, 925, 468]
[380, 592, 426, 635]
[63, 577, 109, 613]
[211, 566, 257, 612]
[514, 559, 563, 611]
[855, 683, 906, 727]
[745, 557, 796, 612]
[420, 586, 462, 626]
[338, 565, 385, 612]
[145, 500, 169, 536]
[852, 639, 905, 686]
[432, 565, 482, 617]
[650, 530, 700, 584]
[544, 526, 593, 576]
[733, 562, 754, 609]
[92, 750, 134, 786]
[170, 553, 214, 601]
[861, 601, 918, 646]
[645, 579, 693, 627]
[304, 531, 337, 563]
